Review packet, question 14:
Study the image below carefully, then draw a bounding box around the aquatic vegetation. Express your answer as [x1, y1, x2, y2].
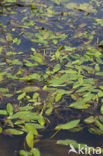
[0, 0, 103, 155]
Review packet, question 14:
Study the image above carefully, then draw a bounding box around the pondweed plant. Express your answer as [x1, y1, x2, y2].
[0, 0, 103, 155]
[0, 103, 44, 156]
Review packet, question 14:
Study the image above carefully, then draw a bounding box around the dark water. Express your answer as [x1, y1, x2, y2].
[0, 135, 24, 156]
[0, 0, 103, 155]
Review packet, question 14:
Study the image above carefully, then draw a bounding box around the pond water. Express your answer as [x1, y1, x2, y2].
[0, 0, 103, 155]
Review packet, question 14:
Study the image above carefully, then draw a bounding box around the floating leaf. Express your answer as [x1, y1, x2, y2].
[19, 150, 29, 156]
[95, 120, 103, 131]
[19, 105, 34, 111]
[22, 86, 40, 93]
[69, 127, 83, 132]
[95, 64, 100, 71]
[24, 123, 39, 136]
[38, 115, 45, 126]
[0, 110, 7, 115]
[4, 129, 23, 135]
[31, 148, 40, 156]
[101, 105, 103, 114]
[55, 119, 80, 130]
[66, 3, 97, 13]
[96, 72, 103, 76]
[89, 127, 103, 135]
[9, 111, 41, 122]
[0, 127, 2, 133]
[57, 139, 77, 146]
[64, 46, 76, 51]
[84, 116, 95, 124]
[53, 64, 61, 73]
[26, 131, 34, 148]
[31, 55, 42, 64]
[55, 93, 63, 102]
[69, 99, 90, 109]
[57, 139, 89, 150]
[17, 92, 26, 100]
[0, 88, 9, 93]
[6, 103, 13, 116]
[99, 116, 103, 123]
[45, 105, 53, 115]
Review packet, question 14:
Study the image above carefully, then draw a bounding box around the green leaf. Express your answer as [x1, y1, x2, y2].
[53, 64, 61, 73]
[45, 105, 53, 115]
[9, 111, 40, 121]
[57, 139, 77, 146]
[26, 131, 34, 148]
[7, 59, 22, 65]
[25, 123, 44, 129]
[96, 72, 103, 76]
[38, 115, 45, 126]
[22, 73, 41, 81]
[22, 86, 40, 93]
[64, 46, 76, 51]
[49, 74, 70, 87]
[69, 99, 90, 109]
[19, 105, 34, 111]
[95, 120, 103, 131]
[55, 93, 63, 102]
[0, 127, 2, 133]
[13, 38, 21, 45]
[84, 116, 95, 124]
[95, 64, 100, 71]
[17, 92, 26, 100]
[31, 4, 36, 9]
[57, 139, 88, 150]
[4, 129, 23, 135]
[24, 123, 39, 136]
[0, 110, 7, 115]
[0, 88, 9, 93]
[89, 127, 103, 135]
[101, 105, 103, 114]
[55, 119, 80, 130]
[19, 150, 29, 156]
[99, 116, 103, 123]
[31, 148, 40, 156]
[31, 55, 42, 64]
[6, 103, 13, 116]
[6, 33, 12, 41]
[69, 127, 83, 132]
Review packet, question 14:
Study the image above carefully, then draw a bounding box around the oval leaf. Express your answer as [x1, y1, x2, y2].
[6, 103, 13, 116]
